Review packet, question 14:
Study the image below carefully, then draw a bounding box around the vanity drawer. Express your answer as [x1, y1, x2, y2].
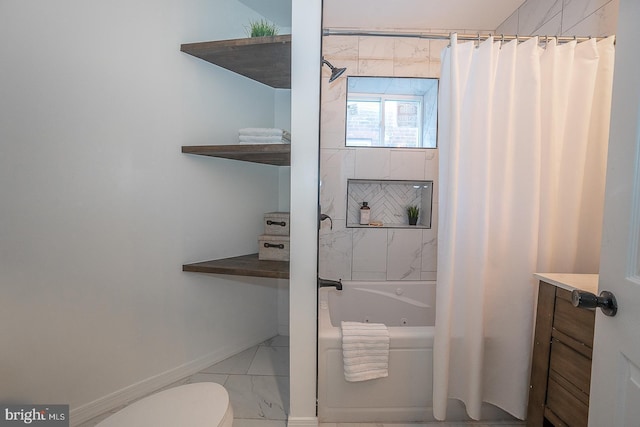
[549, 339, 591, 396]
[553, 292, 595, 348]
[546, 376, 589, 427]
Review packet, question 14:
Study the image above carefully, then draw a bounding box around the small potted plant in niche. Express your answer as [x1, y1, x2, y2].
[246, 19, 279, 37]
[407, 205, 420, 226]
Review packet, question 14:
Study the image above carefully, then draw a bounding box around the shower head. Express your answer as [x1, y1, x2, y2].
[322, 57, 347, 82]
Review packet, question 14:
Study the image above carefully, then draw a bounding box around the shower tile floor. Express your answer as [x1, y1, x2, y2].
[77, 335, 524, 427]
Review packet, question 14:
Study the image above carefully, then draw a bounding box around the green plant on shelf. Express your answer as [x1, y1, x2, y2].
[407, 205, 420, 225]
[246, 19, 279, 37]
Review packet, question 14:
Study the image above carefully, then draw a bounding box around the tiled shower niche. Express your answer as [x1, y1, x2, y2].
[347, 179, 433, 228]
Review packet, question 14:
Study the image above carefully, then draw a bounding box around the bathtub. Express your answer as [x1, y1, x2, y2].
[317, 280, 436, 423]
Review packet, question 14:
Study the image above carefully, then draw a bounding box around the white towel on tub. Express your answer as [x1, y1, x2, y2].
[341, 321, 389, 382]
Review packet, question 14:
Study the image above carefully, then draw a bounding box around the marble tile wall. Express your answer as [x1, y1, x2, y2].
[320, 33, 457, 282]
[496, 0, 618, 37]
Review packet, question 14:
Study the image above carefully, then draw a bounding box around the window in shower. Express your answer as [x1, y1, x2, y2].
[346, 77, 438, 148]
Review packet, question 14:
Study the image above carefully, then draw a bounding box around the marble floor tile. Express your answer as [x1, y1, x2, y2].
[262, 335, 289, 347]
[187, 372, 228, 385]
[224, 374, 289, 420]
[75, 337, 291, 426]
[248, 346, 290, 376]
[233, 419, 288, 427]
[200, 345, 258, 375]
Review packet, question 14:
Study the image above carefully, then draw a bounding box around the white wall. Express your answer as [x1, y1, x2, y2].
[0, 0, 286, 422]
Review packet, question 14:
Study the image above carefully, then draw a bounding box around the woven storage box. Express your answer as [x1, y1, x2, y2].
[258, 234, 290, 261]
[264, 212, 290, 236]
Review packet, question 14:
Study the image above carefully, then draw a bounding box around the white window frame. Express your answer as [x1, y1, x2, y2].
[346, 93, 424, 148]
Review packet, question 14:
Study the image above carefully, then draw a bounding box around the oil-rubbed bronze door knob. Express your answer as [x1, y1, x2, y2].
[571, 289, 618, 317]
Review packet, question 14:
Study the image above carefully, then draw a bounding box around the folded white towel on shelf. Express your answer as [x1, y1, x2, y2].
[341, 321, 389, 382]
[238, 128, 291, 139]
[238, 135, 291, 144]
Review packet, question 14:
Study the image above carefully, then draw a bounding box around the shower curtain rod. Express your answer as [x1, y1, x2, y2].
[323, 28, 607, 44]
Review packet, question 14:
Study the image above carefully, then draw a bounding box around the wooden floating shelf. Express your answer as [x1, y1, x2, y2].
[182, 144, 290, 166]
[183, 253, 289, 279]
[180, 35, 292, 89]
[181, 37, 292, 279]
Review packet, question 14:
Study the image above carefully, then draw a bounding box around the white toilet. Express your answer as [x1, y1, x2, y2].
[96, 382, 233, 427]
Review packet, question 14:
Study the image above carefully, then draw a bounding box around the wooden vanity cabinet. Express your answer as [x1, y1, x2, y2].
[527, 280, 596, 427]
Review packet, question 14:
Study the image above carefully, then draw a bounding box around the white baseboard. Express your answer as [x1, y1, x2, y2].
[70, 329, 276, 426]
[288, 416, 318, 427]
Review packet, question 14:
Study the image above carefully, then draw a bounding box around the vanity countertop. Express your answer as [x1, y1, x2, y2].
[533, 273, 599, 294]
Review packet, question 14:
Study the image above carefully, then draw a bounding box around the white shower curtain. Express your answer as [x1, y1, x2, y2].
[434, 34, 615, 420]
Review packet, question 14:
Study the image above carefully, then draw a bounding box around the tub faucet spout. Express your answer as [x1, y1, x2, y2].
[318, 277, 343, 291]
